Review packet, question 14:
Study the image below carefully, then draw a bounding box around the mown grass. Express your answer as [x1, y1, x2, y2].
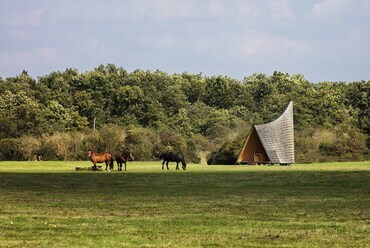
[0, 161, 369, 247]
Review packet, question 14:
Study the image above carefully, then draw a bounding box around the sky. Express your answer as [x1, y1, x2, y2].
[1, 0, 369, 83]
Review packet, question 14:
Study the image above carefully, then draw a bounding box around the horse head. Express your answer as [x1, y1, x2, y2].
[182, 161, 187, 170]
[178, 153, 187, 170]
[159, 153, 164, 159]
[88, 150, 93, 158]
[128, 153, 134, 161]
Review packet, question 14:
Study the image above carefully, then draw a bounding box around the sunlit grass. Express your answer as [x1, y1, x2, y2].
[1, 160, 369, 173]
[0, 161, 369, 247]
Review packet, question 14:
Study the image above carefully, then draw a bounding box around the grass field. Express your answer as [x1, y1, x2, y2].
[0, 161, 369, 247]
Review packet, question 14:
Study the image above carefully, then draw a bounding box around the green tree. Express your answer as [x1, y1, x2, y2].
[346, 81, 370, 143]
[204, 76, 241, 109]
[44, 101, 88, 132]
[180, 72, 206, 103]
[0, 90, 45, 137]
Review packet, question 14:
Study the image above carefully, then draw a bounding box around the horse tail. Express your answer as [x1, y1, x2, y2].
[110, 155, 114, 169]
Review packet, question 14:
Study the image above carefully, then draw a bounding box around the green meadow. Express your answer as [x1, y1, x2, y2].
[0, 161, 369, 247]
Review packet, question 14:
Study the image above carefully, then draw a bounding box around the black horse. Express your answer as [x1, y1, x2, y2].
[115, 151, 134, 171]
[159, 152, 187, 170]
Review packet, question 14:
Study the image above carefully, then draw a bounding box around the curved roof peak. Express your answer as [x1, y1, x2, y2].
[254, 101, 294, 163]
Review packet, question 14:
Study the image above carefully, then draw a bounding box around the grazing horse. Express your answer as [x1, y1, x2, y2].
[159, 152, 187, 170]
[115, 151, 134, 171]
[88, 150, 114, 171]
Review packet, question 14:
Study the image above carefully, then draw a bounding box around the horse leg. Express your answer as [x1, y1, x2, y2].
[162, 160, 165, 170]
[105, 161, 109, 171]
[93, 162, 97, 171]
[124, 161, 127, 171]
[166, 161, 169, 170]
[176, 162, 179, 170]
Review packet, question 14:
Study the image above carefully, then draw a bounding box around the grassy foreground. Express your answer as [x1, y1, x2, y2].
[0, 161, 369, 247]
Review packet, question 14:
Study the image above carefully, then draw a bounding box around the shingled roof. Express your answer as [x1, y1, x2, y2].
[236, 101, 294, 164]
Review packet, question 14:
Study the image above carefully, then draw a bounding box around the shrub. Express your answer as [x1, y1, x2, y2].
[125, 127, 158, 161]
[295, 126, 367, 163]
[98, 124, 126, 152]
[207, 139, 239, 165]
[157, 129, 187, 153]
[38, 133, 72, 160]
[0, 138, 22, 161]
[18, 135, 41, 160]
[69, 131, 87, 160]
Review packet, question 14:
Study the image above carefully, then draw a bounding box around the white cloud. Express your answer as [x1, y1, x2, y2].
[131, 0, 196, 20]
[1, 0, 369, 82]
[8, 8, 45, 28]
[1, 7, 45, 40]
[1, 47, 56, 67]
[206, 1, 225, 17]
[0, 46, 58, 77]
[311, 0, 370, 18]
[204, 1, 257, 18]
[267, 0, 295, 20]
[127, 0, 257, 20]
[312, 0, 348, 17]
[24, 9, 44, 26]
[240, 33, 312, 58]
[137, 34, 180, 49]
[38, 47, 57, 62]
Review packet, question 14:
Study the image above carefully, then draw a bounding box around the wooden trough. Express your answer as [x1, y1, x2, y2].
[75, 165, 103, 171]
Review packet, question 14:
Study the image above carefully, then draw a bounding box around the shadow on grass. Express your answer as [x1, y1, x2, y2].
[1, 170, 369, 199]
[1, 169, 369, 247]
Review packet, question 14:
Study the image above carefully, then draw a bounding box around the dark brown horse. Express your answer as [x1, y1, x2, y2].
[115, 151, 134, 171]
[159, 152, 187, 170]
[88, 150, 114, 171]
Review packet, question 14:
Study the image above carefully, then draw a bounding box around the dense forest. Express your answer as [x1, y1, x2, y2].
[0, 64, 369, 163]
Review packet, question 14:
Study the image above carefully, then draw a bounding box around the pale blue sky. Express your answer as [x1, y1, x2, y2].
[1, 0, 369, 82]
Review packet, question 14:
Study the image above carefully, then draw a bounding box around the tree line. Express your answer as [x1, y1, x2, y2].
[0, 64, 369, 163]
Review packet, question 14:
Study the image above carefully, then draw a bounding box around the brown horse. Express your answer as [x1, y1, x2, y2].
[88, 150, 114, 171]
[115, 151, 134, 171]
